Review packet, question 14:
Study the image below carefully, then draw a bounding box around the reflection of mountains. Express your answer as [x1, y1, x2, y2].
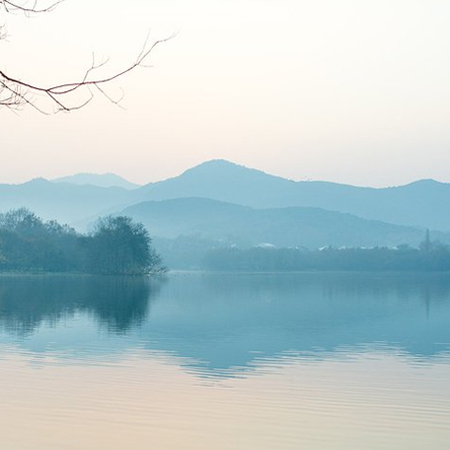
[145, 273, 450, 373]
[1, 274, 450, 375]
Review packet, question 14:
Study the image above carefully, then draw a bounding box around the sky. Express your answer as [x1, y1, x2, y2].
[1, 0, 449, 187]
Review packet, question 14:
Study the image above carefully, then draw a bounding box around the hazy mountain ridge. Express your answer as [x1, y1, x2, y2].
[1, 160, 449, 237]
[0, 178, 135, 225]
[137, 160, 450, 231]
[53, 173, 141, 190]
[121, 197, 443, 249]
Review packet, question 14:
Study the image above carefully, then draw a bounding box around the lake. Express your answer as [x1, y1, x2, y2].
[1, 272, 450, 449]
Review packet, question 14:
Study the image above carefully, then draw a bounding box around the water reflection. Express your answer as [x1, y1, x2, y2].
[2, 273, 450, 450]
[0, 272, 450, 376]
[0, 275, 159, 335]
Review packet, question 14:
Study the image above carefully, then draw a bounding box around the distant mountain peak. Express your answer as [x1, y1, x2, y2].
[52, 173, 140, 190]
[183, 159, 245, 172]
[407, 179, 444, 186]
[196, 159, 237, 167]
[179, 159, 293, 182]
[24, 177, 51, 185]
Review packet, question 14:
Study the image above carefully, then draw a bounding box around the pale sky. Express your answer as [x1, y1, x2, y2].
[1, 0, 449, 186]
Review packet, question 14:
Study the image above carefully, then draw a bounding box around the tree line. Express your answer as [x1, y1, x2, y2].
[0, 208, 164, 275]
[203, 239, 450, 272]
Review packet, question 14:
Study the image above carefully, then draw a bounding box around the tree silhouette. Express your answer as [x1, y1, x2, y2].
[0, 209, 165, 274]
[0, 0, 170, 112]
[86, 216, 165, 275]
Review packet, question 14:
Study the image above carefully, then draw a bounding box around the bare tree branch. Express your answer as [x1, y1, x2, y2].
[1, 0, 62, 15]
[0, 1, 173, 112]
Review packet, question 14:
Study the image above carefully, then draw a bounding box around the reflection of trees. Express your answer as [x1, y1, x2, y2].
[202, 272, 450, 309]
[79, 277, 161, 334]
[0, 276, 162, 336]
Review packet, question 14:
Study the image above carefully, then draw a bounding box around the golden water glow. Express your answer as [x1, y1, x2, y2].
[2, 349, 450, 450]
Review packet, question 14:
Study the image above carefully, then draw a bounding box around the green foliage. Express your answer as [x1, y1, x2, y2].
[0, 209, 164, 275]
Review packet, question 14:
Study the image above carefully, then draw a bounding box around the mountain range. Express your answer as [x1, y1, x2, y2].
[139, 160, 450, 231]
[0, 160, 449, 253]
[121, 197, 433, 249]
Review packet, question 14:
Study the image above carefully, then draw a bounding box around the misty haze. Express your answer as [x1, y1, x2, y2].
[1, 1, 450, 449]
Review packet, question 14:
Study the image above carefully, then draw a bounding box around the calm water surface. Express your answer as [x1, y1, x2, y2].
[1, 272, 450, 449]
